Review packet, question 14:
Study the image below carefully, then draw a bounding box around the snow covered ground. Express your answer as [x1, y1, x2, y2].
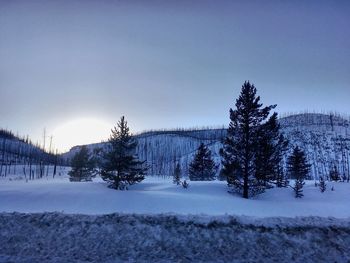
[1, 172, 350, 218]
[0, 212, 349, 263]
[1, 171, 350, 262]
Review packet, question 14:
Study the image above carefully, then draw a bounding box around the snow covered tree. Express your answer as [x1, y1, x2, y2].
[173, 163, 182, 185]
[287, 146, 310, 198]
[319, 176, 326, 193]
[101, 116, 146, 190]
[189, 143, 217, 181]
[221, 81, 276, 198]
[69, 146, 95, 182]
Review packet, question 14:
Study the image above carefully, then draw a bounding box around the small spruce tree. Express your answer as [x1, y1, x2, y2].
[287, 146, 310, 198]
[69, 146, 95, 182]
[319, 176, 326, 193]
[189, 143, 217, 181]
[101, 116, 146, 190]
[173, 163, 182, 185]
[294, 177, 305, 198]
[329, 165, 341, 181]
[182, 180, 189, 189]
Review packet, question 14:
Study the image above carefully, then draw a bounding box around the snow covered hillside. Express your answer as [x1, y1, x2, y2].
[0, 129, 63, 178]
[280, 113, 350, 179]
[62, 113, 350, 180]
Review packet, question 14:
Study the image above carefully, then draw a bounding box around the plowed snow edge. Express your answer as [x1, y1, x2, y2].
[0, 213, 349, 262]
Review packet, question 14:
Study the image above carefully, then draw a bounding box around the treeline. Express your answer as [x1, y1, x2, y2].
[65, 114, 350, 183]
[0, 128, 65, 179]
[136, 126, 226, 139]
[0, 129, 18, 140]
[68, 81, 349, 199]
[66, 81, 303, 198]
[280, 110, 350, 120]
[279, 111, 350, 129]
[288, 130, 350, 181]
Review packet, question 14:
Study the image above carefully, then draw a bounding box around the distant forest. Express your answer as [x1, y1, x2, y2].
[0, 128, 64, 178]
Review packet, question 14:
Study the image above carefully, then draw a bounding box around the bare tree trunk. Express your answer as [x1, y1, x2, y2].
[346, 149, 350, 183]
[29, 157, 32, 180]
[0, 138, 6, 177]
[53, 150, 57, 178]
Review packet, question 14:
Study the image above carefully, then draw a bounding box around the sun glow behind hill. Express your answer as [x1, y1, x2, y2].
[52, 118, 113, 152]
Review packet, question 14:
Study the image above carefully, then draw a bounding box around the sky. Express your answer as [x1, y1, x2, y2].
[0, 0, 349, 152]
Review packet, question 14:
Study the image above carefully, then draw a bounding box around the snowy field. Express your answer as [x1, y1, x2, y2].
[1, 169, 350, 262]
[0, 170, 350, 218]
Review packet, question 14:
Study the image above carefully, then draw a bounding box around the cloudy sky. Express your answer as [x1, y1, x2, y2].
[0, 0, 349, 151]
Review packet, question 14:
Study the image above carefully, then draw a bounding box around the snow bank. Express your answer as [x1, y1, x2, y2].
[0, 212, 349, 262]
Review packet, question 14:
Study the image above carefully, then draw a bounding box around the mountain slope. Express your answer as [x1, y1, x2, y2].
[0, 129, 60, 177]
[62, 113, 350, 180]
[279, 113, 350, 179]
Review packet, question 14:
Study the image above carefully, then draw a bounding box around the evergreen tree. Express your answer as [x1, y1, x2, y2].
[173, 163, 182, 185]
[287, 146, 310, 198]
[275, 165, 289, 188]
[91, 147, 103, 172]
[319, 176, 326, 193]
[329, 165, 341, 181]
[101, 116, 146, 190]
[221, 81, 276, 198]
[255, 112, 288, 187]
[69, 146, 95, 182]
[182, 180, 189, 189]
[189, 143, 217, 181]
[217, 169, 227, 181]
[294, 176, 305, 198]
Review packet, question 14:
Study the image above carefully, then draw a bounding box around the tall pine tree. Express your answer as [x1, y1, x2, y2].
[189, 143, 217, 181]
[255, 112, 288, 187]
[221, 81, 276, 198]
[287, 146, 310, 198]
[101, 116, 146, 190]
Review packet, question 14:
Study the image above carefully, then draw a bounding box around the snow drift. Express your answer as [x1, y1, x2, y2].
[0, 212, 349, 263]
